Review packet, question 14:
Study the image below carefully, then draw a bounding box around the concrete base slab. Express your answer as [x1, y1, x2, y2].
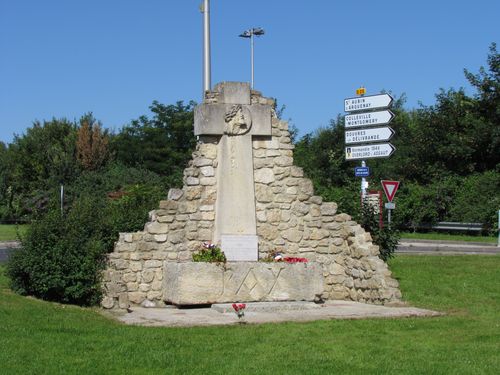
[107, 300, 442, 327]
[212, 301, 323, 313]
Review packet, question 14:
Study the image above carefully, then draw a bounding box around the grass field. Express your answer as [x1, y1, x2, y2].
[0, 224, 28, 241]
[400, 231, 497, 243]
[1, 255, 499, 374]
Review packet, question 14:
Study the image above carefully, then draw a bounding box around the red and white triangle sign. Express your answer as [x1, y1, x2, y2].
[381, 180, 400, 202]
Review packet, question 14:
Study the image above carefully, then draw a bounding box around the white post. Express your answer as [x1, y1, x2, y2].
[250, 31, 255, 89]
[361, 160, 367, 200]
[202, 0, 211, 95]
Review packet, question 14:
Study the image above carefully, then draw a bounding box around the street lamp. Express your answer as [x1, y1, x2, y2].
[239, 27, 265, 89]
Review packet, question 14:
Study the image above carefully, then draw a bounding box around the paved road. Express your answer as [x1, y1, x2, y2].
[397, 239, 499, 255]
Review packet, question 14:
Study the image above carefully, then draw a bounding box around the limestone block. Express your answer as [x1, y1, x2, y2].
[253, 139, 279, 149]
[290, 166, 304, 177]
[168, 188, 183, 201]
[292, 201, 310, 216]
[128, 292, 146, 304]
[310, 205, 321, 217]
[254, 168, 275, 184]
[266, 149, 282, 157]
[254, 158, 274, 169]
[157, 215, 175, 223]
[168, 230, 185, 244]
[186, 177, 200, 186]
[122, 273, 137, 283]
[299, 180, 314, 196]
[200, 166, 215, 177]
[266, 209, 281, 223]
[118, 293, 129, 309]
[193, 158, 213, 167]
[141, 269, 155, 283]
[199, 143, 217, 159]
[200, 177, 216, 186]
[197, 229, 212, 241]
[154, 234, 168, 243]
[334, 213, 352, 222]
[275, 194, 296, 203]
[145, 222, 169, 235]
[321, 202, 338, 216]
[257, 225, 279, 241]
[144, 260, 163, 269]
[167, 252, 178, 260]
[256, 211, 267, 222]
[164, 263, 224, 305]
[275, 156, 293, 167]
[255, 184, 274, 203]
[179, 201, 198, 214]
[185, 186, 202, 200]
[101, 296, 115, 309]
[159, 200, 179, 212]
[164, 262, 323, 305]
[282, 228, 303, 243]
[111, 259, 128, 270]
[126, 282, 139, 292]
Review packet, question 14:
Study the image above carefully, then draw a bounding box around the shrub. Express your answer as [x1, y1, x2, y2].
[359, 203, 400, 262]
[7, 197, 107, 305]
[7, 169, 166, 306]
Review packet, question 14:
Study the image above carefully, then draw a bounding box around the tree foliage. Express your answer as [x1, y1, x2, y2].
[76, 114, 110, 171]
[111, 101, 196, 186]
[294, 44, 500, 231]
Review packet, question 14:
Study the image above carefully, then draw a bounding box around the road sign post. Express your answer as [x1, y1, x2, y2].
[344, 90, 396, 204]
[381, 180, 400, 228]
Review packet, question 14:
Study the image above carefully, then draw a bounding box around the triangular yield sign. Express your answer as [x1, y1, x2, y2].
[381, 180, 400, 202]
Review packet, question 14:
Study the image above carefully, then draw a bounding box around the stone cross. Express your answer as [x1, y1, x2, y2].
[194, 82, 272, 261]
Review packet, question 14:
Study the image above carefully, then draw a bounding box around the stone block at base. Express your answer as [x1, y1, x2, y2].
[164, 261, 324, 305]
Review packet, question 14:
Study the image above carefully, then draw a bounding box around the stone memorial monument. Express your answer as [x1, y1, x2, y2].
[101, 82, 402, 309]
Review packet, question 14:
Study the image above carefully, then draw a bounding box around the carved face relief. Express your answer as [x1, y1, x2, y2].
[224, 105, 252, 136]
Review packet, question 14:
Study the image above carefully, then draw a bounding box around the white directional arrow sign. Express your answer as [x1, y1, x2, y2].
[345, 110, 394, 128]
[345, 143, 396, 160]
[345, 127, 395, 144]
[344, 94, 393, 112]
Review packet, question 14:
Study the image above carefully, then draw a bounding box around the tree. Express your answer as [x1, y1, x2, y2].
[76, 114, 110, 171]
[111, 101, 196, 186]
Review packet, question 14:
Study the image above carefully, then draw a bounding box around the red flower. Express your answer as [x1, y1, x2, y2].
[283, 257, 308, 263]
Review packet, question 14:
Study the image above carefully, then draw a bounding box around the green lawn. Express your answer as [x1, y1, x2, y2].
[1, 256, 499, 374]
[400, 231, 497, 243]
[0, 224, 28, 241]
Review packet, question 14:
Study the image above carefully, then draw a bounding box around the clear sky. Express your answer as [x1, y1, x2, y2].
[1, 0, 499, 143]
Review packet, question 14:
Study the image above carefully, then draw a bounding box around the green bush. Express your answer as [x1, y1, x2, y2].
[7, 168, 166, 306]
[359, 203, 400, 262]
[192, 245, 227, 263]
[7, 197, 107, 305]
[448, 171, 500, 232]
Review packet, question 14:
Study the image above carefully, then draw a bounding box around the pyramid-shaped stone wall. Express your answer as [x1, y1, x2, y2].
[101, 85, 401, 309]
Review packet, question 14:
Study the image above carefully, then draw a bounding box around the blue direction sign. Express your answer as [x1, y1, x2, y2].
[354, 166, 370, 177]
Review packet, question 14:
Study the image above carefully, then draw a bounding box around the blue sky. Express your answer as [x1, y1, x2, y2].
[1, 0, 498, 143]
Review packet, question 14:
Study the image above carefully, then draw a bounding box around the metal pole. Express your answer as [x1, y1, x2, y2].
[202, 0, 211, 94]
[361, 160, 367, 200]
[250, 31, 255, 89]
[497, 209, 499, 247]
[388, 208, 391, 229]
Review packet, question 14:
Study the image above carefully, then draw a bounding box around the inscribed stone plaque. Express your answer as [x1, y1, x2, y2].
[221, 235, 258, 261]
